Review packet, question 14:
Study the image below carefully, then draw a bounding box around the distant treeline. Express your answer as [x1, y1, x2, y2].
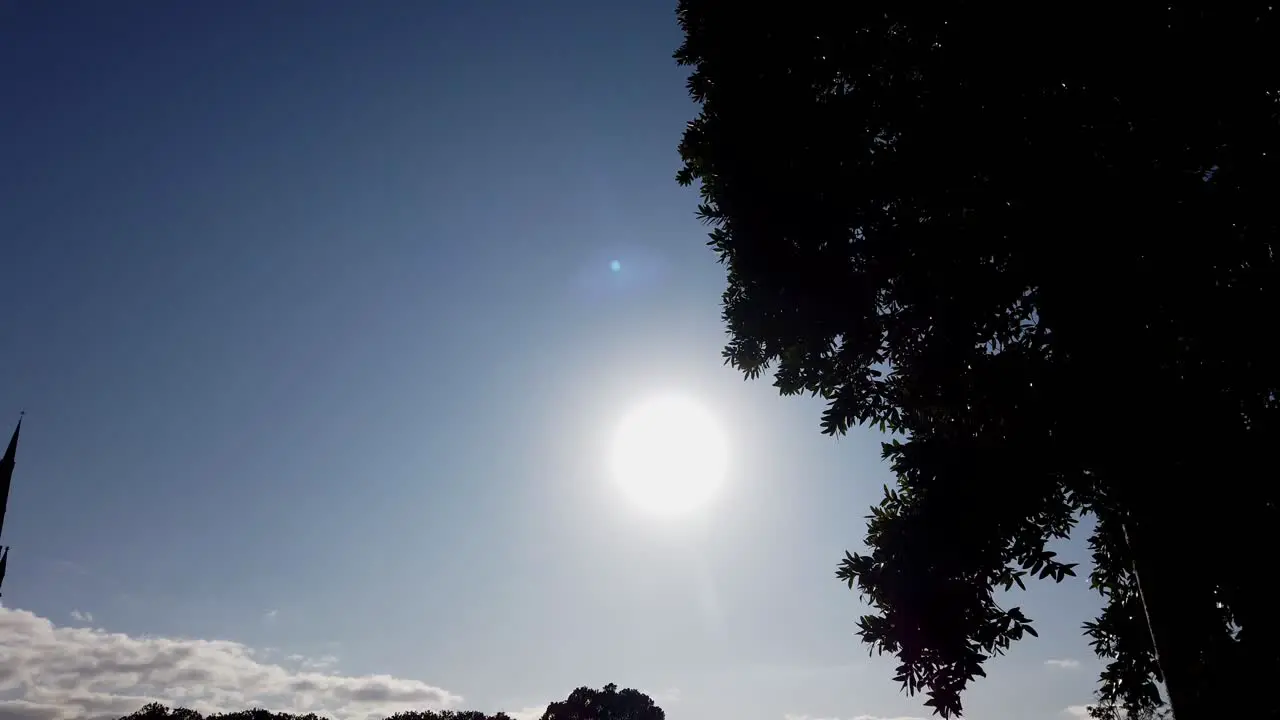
[116, 684, 664, 720]
[119, 708, 513, 720]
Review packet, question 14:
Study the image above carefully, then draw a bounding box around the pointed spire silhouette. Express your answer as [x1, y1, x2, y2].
[0, 412, 23, 597]
[0, 412, 21, 540]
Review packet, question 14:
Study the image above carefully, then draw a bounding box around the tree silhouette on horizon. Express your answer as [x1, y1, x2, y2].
[542, 684, 663, 720]
[112, 684, 661, 720]
[676, 3, 1279, 720]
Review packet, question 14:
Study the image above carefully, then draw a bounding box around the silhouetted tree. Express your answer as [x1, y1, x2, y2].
[116, 699, 664, 720]
[122, 705, 210, 720]
[124, 704, 185, 720]
[1089, 686, 1173, 720]
[676, 3, 1279, 719]
[541, 684, 664, 720]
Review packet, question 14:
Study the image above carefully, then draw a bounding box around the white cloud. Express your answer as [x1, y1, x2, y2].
[0, 607, 461, 720]
[1045, 658, 1082, 669]
[505, 706, 546, 720]
[68, 610, 93, 624]
[287, 654, 340, 671]
[263, 609, 279, 624]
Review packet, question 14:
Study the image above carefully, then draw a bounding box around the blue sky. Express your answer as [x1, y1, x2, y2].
[1, 3, 1104, 720]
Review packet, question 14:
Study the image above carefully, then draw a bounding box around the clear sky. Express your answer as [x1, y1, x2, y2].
[0, 3, 1105, 720]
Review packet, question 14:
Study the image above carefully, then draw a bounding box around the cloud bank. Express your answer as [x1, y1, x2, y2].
[504, 707, 547, 720]
[0, 607, 461, 720]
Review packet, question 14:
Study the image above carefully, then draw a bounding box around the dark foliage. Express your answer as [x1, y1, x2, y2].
[119, 704, 333, 720]
[676, 3, 1279, 719]
[542, 684, 663, 720]
[114, 685, 660, 720]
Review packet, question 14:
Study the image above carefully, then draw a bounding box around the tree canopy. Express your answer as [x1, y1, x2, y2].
[542, 684, 664, 720]
[676, 3, 1279, 719]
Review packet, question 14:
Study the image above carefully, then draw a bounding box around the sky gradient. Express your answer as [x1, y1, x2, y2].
[1, 3, 1105, 720]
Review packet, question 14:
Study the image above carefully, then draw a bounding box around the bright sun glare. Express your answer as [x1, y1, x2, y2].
[609, 395, 729, 516]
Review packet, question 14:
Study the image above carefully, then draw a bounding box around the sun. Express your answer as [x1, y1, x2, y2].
[609, 395, 729, 515]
